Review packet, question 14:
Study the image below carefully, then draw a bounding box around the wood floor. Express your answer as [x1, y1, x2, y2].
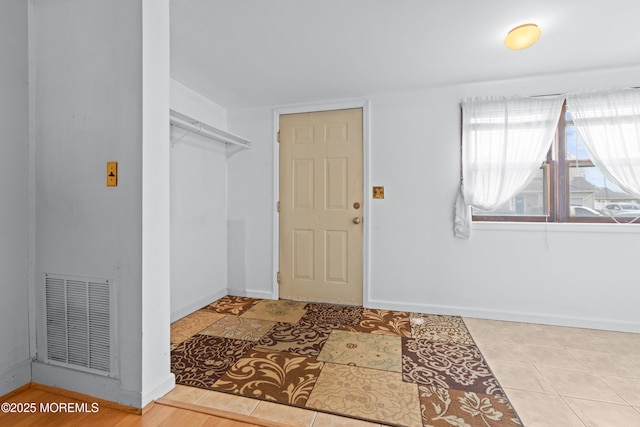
[0, 386, 288, 427]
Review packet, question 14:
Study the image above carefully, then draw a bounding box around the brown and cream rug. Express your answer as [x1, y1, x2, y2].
[170, 296, 522, 427]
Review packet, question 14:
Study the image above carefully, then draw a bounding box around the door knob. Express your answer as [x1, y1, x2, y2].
[352, 217, 361, 224]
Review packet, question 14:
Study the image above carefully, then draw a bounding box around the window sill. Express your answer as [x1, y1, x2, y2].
[472, 221, 640, 234]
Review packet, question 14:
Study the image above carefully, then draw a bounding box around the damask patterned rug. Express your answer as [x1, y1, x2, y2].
[170, 296, 522, 427]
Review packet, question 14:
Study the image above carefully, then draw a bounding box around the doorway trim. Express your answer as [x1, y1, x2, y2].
[272, 99, 371, 307]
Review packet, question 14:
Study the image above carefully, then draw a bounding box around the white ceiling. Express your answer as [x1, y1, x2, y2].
[170, 0, 640, 109]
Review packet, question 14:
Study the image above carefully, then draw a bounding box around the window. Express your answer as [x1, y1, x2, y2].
[473, 102, 640, 223]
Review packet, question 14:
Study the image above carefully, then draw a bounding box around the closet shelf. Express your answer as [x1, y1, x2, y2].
[170, 109, 251, 157]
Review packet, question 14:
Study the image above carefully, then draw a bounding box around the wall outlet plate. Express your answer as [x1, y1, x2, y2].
[107, 162, 118, 187]
[372, 186, 384, 199]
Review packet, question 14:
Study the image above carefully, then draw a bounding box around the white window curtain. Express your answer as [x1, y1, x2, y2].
[566, 88, 640, 199]
[454, 96, 564, 238]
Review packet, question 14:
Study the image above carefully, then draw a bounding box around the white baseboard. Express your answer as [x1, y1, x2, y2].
[170, 288, 228, 322]
[141, 373, 175, 407]
[366, 298, 640, 334]
[31, 360, 141, 408]
[0, 358, 32, 396]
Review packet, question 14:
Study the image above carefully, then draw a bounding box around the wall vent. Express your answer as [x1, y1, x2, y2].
[44, 274, 116, 377]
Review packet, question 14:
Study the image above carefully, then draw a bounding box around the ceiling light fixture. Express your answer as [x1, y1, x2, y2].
[504, 23, 541, 50]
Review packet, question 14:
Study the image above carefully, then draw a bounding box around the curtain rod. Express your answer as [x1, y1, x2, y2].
[529, 86, 640, 98]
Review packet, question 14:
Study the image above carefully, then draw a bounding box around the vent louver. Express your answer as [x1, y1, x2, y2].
[44, 274, 114, 376]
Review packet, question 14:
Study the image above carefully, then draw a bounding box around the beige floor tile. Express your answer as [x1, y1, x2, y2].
[607, 342, 640, 359]
[583, 328, 640, 345]
[522, 345, 588, 370]
[598, 374, 640, 406]
[536, 366, 626, 404]
[503, 389, 584, 427]
[502, 323, 564, 348]
[462, 318, 513, 342]
[162, 384, 209, 404]
[312, 412, 382, 426]
[251, 401, 317, 427]
[487, 361, 557, 394]
[475, 339, 530, 365]
[541, 326, 604, 352]
[542, 325, 593, 340]
[491, 320, 530, 331]
[564, 397, 640, 427]
[585, 330, 640, 358]
[195, 390, 260, 415]
[554, 335, 607, 353]
[568, 349, 640, 377]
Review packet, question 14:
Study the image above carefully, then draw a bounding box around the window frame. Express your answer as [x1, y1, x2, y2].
[471, 101, 639, 224]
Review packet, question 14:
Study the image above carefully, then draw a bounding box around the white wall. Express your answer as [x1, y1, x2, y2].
[0, 0, 31, 395]
[31, 0, 173, 407]
[227, 65, 640, 333]
[227, 108, 275, 299]
[141, 0, 173, 406]
[170, 134, 228, 320]
[171, 79, 227, 130]
[169, 80, 230, 321]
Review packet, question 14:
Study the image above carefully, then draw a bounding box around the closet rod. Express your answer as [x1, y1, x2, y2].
[170, 115, 251, 149]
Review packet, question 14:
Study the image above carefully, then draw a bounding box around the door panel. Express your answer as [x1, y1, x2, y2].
[292, 229, 314, 281]
[279, 108, 363, 305]
[325, 230, 348, 283]
[293, 159, 315, 210]
[325, 158, 348, 210]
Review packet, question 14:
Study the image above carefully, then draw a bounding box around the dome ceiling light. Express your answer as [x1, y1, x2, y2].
[504, 23, 541, 50]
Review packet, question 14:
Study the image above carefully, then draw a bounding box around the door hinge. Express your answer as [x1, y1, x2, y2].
[277, 271, 281, 284]
[277, 201, 280, 212]
[277, 131, 280, 143]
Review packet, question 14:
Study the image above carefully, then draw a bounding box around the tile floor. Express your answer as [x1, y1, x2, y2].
[164, 317, 640, 427]
[463, 318, 640, 427]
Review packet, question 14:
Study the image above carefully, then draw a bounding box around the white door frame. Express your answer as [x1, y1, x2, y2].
[272, 99, 371, 307]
